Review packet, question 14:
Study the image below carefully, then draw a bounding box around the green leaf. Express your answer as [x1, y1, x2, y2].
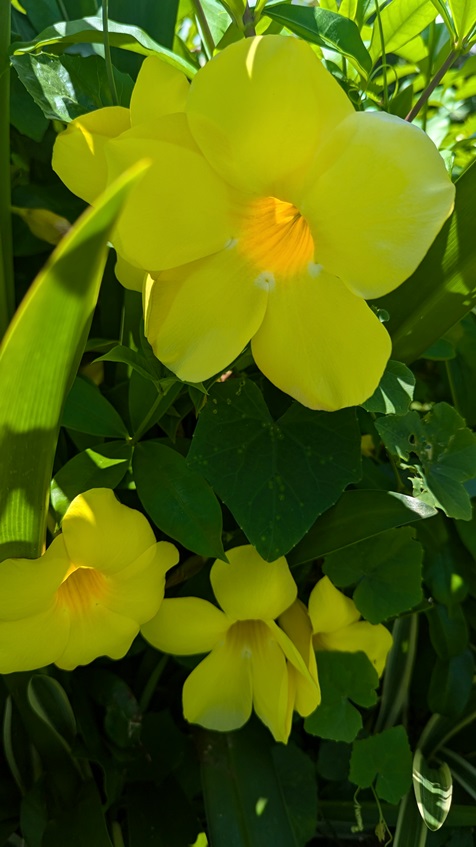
[413, 748, 453, 831]
[446, 0, 476, 39]
[264, 3, 372, 76]
[62, 376, 129, 438]
[381, 162, 476, 364]
[42, 781, 113, 847]
[27, 675, 76, 752]
[350, 726, 412, 804]
[187, 379, 361, 561]
[393, 792, 431, 847]
[96, 344, 159, 383]
[11, 52, 133, 122]
[51, 441, 132, 518]
[127, 779, 200, 847]
[362, 360, 415, 416]
[445, 315, 476, 426]
[288, 489, 436, 566]
[369, 0, 438, 61]
[375, 403, 476, 520]
[428, 650, 474, 717]
[304, 651, 379, 742]
[323, 527, 423, 623]
[198, 720, 307, 847]
[12, 15, 197, 78]
[271, 744, 318, 847]
[133, 440, 225, 558]
[427, 602, 469, 659]
[0, 164, 145, 560]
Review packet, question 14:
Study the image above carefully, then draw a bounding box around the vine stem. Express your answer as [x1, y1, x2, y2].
[243, 2, 256, 36]
[405, 48, 459, 122]
[192, 0, 216, 59]
[102, 0, 118, 105]
[0, 0, 14, 336]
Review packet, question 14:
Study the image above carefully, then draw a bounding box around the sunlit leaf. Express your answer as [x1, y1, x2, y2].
[413, 748, 453, 831]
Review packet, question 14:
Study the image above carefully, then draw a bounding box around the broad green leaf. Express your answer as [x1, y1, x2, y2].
[362, 359, 415, 415]
[288, 490, 436, 566]
[96, 344, 160, 383]
[42, 781, 113, 847]
[264, 3, 372, 76]
[51, 441, 132, 518]
[187, 379, 361, 561]
[27, 676, 76, 752]
[127, 780, 200, 847]
[86, 669, 141, 749]
[10, 67, 48, 142]
[381, 162, 476, 364]
[323, 527, 423, 623]
[375, 403, 476, 520]
[393, 792, 429, 847]
[0, 164, 145, 560]
[369, 0, 438, 61]
[427, 602, 468, 659]
[271, 744, 318, 846]
[12, 16, 197, 78]
[133, 440, 225, 559]
[198, 721, 307, 847]
[445, 315, 476, 426]
[428, 650, 474, 717]
[62, 376, 129, 438]
[446, 0, 476, 38]
[350, 726, 412, 804]
[11, 52, 133, 122]
[413, 749, 453, 831]
[304, 652, 379, 742]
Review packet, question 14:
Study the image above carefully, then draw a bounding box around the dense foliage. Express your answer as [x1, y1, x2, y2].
[1, 0, 476, 845]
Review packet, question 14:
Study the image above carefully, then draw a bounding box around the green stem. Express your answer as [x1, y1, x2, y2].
[406, 49, 459, 122]
[0, 0, 14, 337]
[57, 0, 70, 20]
[421, 21, 436, 132]
[192, 0, 215, 59]
[129, 389, 164, 445]
[375, 0, 389, 111]
[139, 655, 168, 712]
[102, 0, 118, 105]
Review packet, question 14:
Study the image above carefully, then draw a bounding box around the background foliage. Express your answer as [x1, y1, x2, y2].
[1, 0, 476, 844]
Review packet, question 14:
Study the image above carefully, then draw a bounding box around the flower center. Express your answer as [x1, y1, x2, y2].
[227, 619, 271, 658]
[238, 196, 315, 281]
[57, 564, 107, 614]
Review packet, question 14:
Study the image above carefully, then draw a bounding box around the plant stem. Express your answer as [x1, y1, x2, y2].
[102, 0, 118, 105]
[0, 0, 14, 337]
[375, 0, 389, 111]
[192, 0, 215, 59]
[406, 48, 459, 122]
[243, 2, 256, 36]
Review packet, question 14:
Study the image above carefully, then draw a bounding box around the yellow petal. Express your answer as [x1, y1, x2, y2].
[249, 621, 290, 743]
[278, 600, 320, 717]
[54, 603, 139, 670]
[144, 245, 268, 383]
[308, 577, 360, 635]
[251, 267, 391, 410]
[182, 637, 253, 732]
[61, 488, 157, 574]
[300, 111, 455, 299]
[317, 621, 393, 676]
[114, 254, 146, 291]
[0, 535, 69, 621]
[104, 541, 179, 623]
[211, 546, 297, 621]
[186, 35, 353, 195]
[52, 106, 130, 204]
[0, 605, 69, 674]
[105, 113, 235, 270]
[141, 597, 229, 654]
[130, 55, 189, 125]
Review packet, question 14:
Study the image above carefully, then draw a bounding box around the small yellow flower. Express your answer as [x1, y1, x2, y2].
[0, 489, 178, 672]
[141, 545, 321, 743]
[308, 576, 392, 676]
[52, 36, 454, 411]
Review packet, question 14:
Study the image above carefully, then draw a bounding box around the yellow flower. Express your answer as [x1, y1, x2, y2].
[52, 36, 455, 411]
[141, 545, 321, 743]
[0, 489, 178, 673]
[308, 576, 393, 676]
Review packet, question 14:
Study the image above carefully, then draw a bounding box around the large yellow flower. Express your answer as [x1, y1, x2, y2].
[0, 489, 178, 672]
[52, 36, 455, 410]
[308, 576, 393, 676]
[141, 545, 320, 743]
